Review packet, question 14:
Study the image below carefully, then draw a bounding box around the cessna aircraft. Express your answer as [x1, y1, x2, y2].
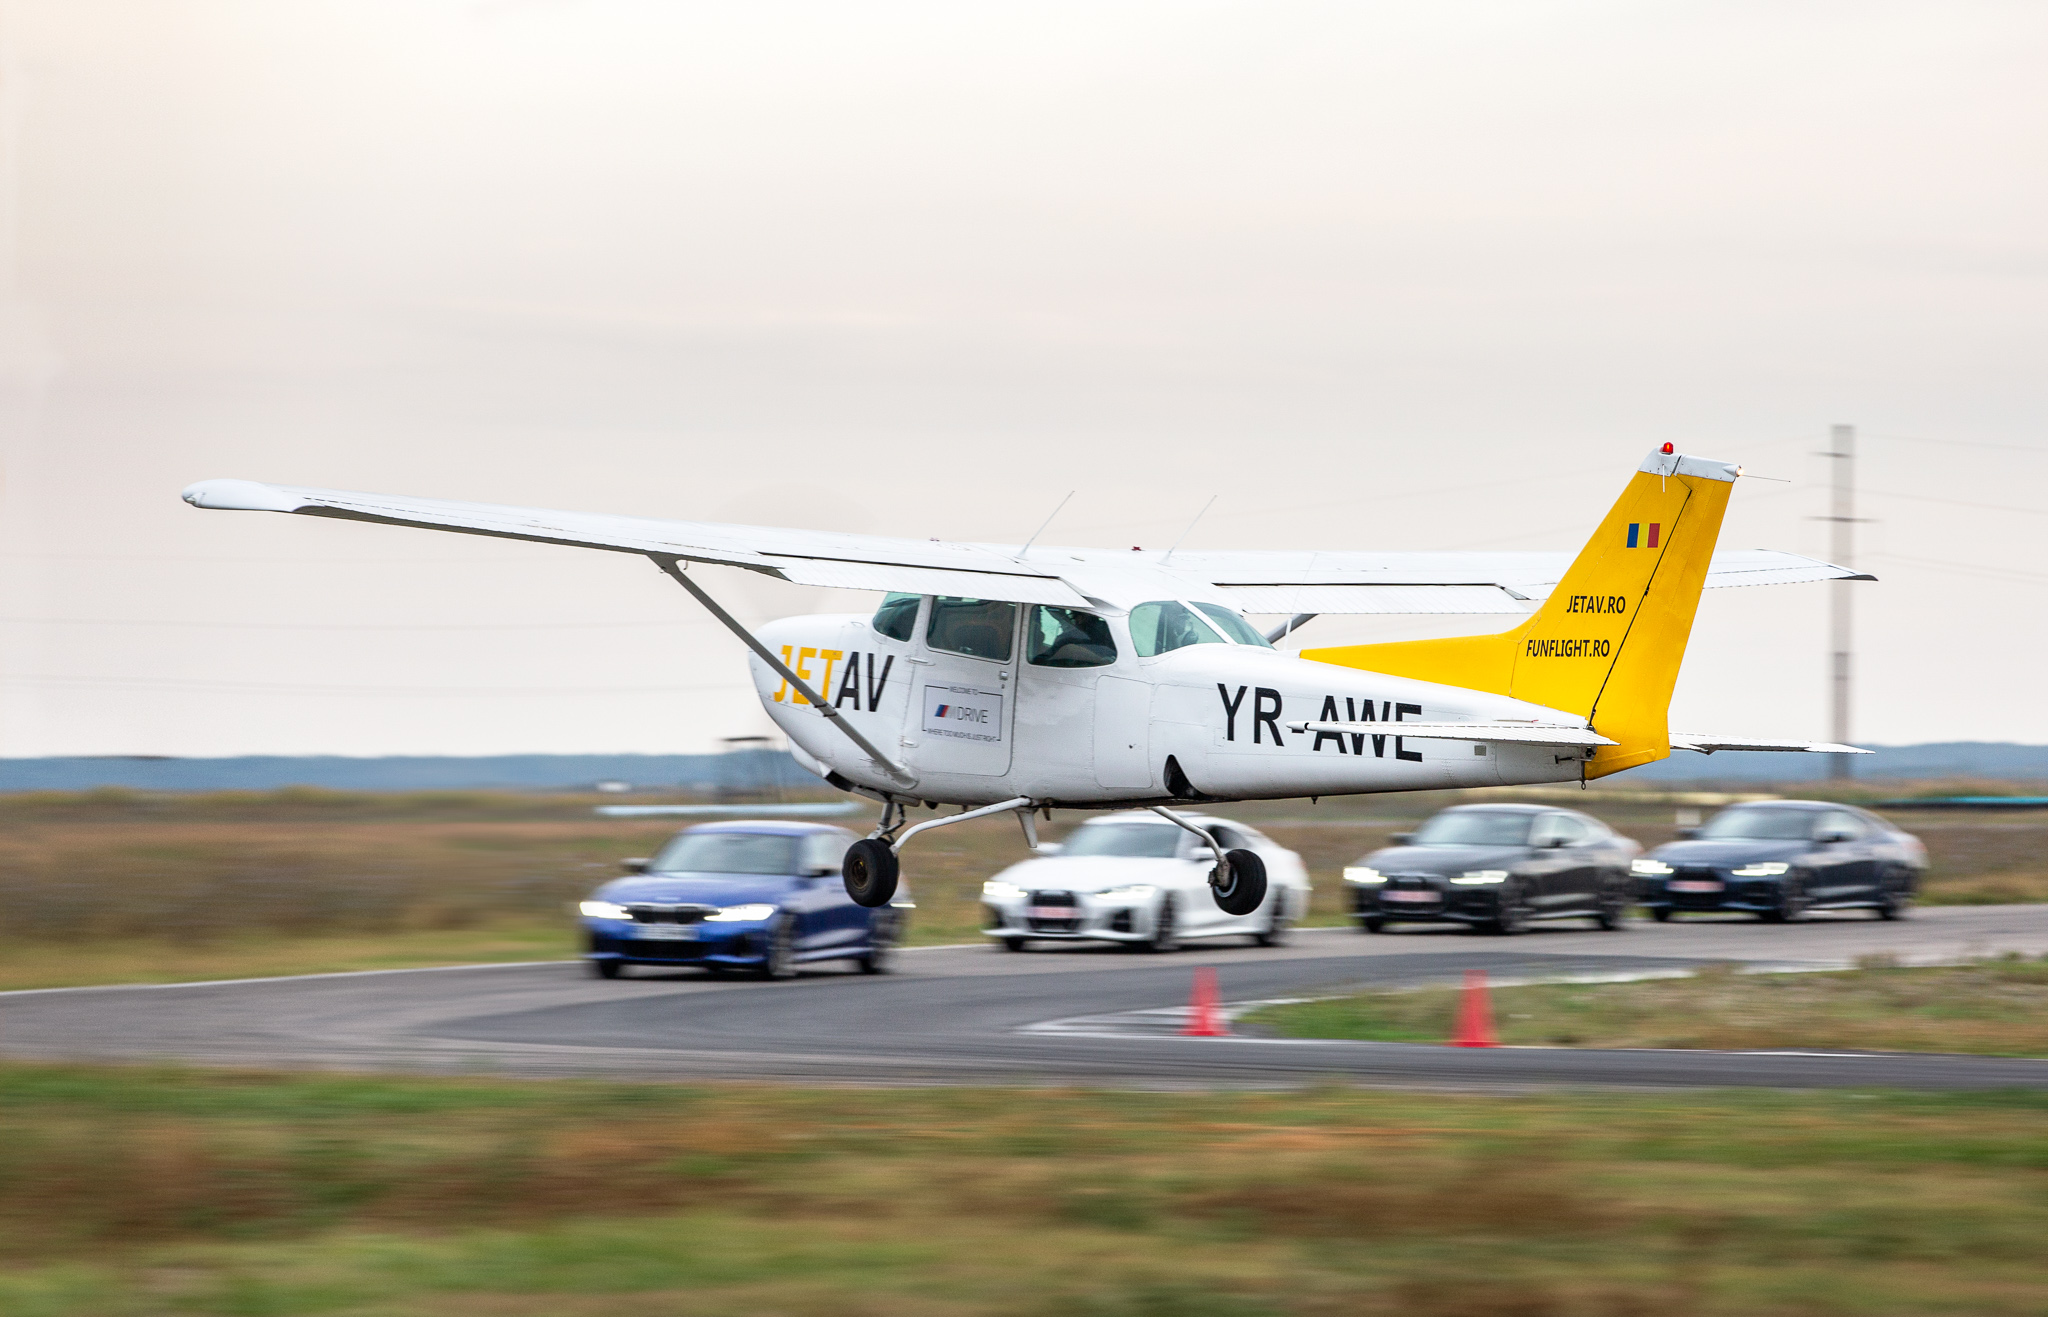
[184, 444, 1867, 916]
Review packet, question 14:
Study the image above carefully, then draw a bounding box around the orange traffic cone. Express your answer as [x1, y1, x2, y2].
[1181, 966, 1229, 1037]
[1450, 969, 1498, 1047]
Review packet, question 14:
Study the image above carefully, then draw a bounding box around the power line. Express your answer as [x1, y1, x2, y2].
[1863, 489, 2047, 517]
[1867, 432, 2047, 457]
[1864, 551, 2048, 585]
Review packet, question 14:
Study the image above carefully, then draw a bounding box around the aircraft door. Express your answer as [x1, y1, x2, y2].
[905, 597, 1019, 778]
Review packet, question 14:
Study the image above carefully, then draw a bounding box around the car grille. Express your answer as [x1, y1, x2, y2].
[1377, 874, 1445, 911]
[626, 904, 717, 924]
[593, 933, 707, 961]
[1669, 867, 1728, 907]
[1027, 890, 1083, 933]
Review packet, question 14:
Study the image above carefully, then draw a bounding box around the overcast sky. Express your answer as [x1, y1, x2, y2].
[1, 1, 2043, 758]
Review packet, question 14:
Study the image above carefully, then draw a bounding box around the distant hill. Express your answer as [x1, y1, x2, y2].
[0, 751, 818, 795]
[4, 742, 2045, 794]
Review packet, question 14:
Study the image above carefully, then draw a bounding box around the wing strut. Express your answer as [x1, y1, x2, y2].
[648, 555, 914, 788]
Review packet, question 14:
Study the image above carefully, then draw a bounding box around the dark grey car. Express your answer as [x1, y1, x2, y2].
[1635, 800, 1927, 921]
[1343, 803, 1640, 934]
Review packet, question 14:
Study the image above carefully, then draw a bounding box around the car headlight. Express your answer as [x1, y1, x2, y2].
[1631, 859, 1674, 876]
[1731, 862, 1790, 878]
[1097, 884, 1157, 901]
[982, 880, 1026, 900]
[704, 903, 778, 922]
[579, 900, 631, 919]
[1342, 867, 1384, 885]
[1451, 871, 1509, 885]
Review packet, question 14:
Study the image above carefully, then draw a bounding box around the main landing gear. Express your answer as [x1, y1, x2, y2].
[843, 796, 1036, 909]
[1149, 806, 1267, 917]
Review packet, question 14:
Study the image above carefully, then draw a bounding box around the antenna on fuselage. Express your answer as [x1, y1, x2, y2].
[1161, 495, 1218, 563]
[1015, 489, 1075, 559]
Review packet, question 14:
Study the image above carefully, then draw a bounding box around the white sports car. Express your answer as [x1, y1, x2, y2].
[980, 812, 1311, 952]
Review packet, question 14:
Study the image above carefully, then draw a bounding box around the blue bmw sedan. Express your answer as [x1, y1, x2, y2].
[580, 821, 907, 980]
[1634, 800, 1925, 922]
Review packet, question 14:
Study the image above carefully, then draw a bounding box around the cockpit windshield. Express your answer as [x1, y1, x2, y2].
[1128, 601, 1225, 657]
[1193, 603, 1272, 648]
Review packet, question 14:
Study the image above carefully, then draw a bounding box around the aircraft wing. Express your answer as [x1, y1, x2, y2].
[183, 479, 1866, 615]
[182, 479, 1094, 607]
[1669, 735, 1871, 754]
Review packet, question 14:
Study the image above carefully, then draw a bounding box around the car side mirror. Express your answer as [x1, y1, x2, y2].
[620, 857, 650, 875]
[1542, 835, 1568, 849]
[1390, 832, 1414, 846]
[1675, 827, 1698, 840]
[1817, 828, 1853, 844]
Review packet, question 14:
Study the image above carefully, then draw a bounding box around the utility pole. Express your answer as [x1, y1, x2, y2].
[1819, 424, 1856, 780]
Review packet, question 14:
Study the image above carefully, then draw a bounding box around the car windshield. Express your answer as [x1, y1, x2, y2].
[648, 832, 800, 874]
[1060, 824, 1184, 858]
[1409, 811, 1533, 847]
[1696, 807, 1822, 841]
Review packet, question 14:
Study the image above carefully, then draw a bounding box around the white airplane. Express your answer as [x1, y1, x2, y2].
[184, 444, 1868, 916]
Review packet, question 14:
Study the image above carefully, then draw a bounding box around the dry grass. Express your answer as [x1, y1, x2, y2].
[1246, 955, 2048, 1055]
[0, 1064, 2045, 1315]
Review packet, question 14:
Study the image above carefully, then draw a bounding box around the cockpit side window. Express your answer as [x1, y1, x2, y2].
[1193, 602, 1272, 648]
[1128, 600, 1226, 658]
[1026, 606, 1118, 668]
[872, 592, 921, 643]
[927, 596, 1017, 662]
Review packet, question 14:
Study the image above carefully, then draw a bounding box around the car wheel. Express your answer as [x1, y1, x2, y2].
[757, 914, 799, 980]
[842, 838, 900, 908]
[589, 959, 622, 980]
[1649, 907, 1673, 923]
[1595, 885, 1627, 930]
[859, 913, 897, 974]
[1145, 895, 1181, 953]
[1763, 875, 1809, 924]
[1877, 873, 1914, 921]
[1210, 849, 1267, 917]
[1254, 891, 1292, 947]
[1001, 936, 1029, 953]
[1486, 882, 1528, 936]
[1360, 917, 1386, 934]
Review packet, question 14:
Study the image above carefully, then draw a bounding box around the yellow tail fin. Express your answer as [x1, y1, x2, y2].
[1301, 448, 1739, 779]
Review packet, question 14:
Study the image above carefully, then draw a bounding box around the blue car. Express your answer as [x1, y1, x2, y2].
[580, 821, 908, 979]
[1634, 800, 1926, 922]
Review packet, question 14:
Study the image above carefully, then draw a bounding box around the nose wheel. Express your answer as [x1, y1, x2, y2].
[1211, 849, 1268, 917]
[842, 838, 901, 908]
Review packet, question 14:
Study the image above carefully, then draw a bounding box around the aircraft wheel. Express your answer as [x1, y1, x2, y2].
[1211, 849, 1267, 917]
[843, 838, 899, 908]
[1144, 895, 1181, 953]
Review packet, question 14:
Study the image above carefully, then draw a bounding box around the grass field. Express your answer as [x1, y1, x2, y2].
[0, 785, 2042, 990]
[0, 1062, 2045, 1315]
[1243, 955, 2048, 1056]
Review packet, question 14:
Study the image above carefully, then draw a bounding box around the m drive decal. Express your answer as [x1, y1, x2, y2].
[922, 685, 1005, 743]
[1625, 522, 1660, 548]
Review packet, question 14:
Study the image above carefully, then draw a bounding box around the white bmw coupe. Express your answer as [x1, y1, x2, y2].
[980, 812, 1312, 952]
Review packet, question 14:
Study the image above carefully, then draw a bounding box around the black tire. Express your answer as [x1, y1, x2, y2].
[1001, 936, 1029, 953]
[1877, 872, 1914, 921]
[757, 913, 799, 979]
[589, 959, 622, 980]
[842, 838, 899, 908]
[859, 912, 897, 974]
[1211, 849, 1268, 918]
[1486, 881, 1528, 936]
[1763, 875, 1809, 924]
[1254, 890, 1291, 947]
[1595, 884, 1627, 931]
[1650, 907, 1672, 923]
[1360, 917, 1386, 934]
[1145, 895, 1181, 953]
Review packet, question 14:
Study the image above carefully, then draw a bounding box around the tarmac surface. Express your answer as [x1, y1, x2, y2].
[5, 905, 2048, 1090]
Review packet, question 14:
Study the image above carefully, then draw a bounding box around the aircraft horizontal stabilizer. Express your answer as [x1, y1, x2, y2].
[1668, 735, 1871, 755]
[1285, 720, 1617, 748]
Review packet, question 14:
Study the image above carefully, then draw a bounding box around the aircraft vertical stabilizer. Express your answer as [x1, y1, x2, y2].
[1301, 448, 1737, 778]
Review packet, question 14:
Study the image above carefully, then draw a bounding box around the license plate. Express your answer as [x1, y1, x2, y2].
[1670, 880, 1724, 893]
[636, 924, 698, 941]
[1028, 907, 1078, 920]
[1383, 890, 1441, 903]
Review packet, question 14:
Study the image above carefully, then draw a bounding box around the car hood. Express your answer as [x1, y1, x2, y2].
[1361, 844, 1527, 877]
[986, 856, 1198, 893]
[592, 873, 801, 907]
[1647, 839, 1810, 866]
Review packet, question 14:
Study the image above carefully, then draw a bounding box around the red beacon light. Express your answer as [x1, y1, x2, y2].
[1661, 443, 1675, 454]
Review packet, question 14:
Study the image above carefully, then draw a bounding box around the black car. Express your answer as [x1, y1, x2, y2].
[1343, 803, 1640, 934]
[1635, 800, 1925, 922]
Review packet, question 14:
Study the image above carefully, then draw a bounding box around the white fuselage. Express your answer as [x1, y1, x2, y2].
[753, 608, 1588, 809]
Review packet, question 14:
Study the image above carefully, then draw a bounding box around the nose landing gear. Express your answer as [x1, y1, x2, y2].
[844, 795, 1037, 909]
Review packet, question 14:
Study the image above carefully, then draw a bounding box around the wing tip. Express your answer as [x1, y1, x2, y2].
[182, 479, 307, 513]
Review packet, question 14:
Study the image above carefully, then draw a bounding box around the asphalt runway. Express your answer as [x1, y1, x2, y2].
[6, 905, 2048, 1091]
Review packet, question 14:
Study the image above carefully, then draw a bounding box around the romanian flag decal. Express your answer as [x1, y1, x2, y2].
[1626, 522, 1661, 549]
